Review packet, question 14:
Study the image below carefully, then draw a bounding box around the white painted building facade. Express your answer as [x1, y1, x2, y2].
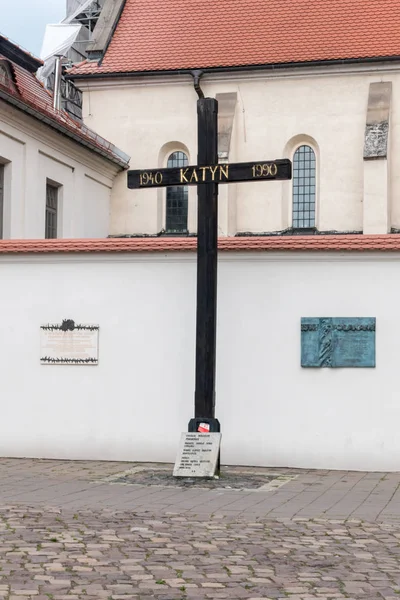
[77, 66, 396, 237]
[0, 34, 129, 240]
[68, 0, 400, 239]
[1, 102, 126, 239]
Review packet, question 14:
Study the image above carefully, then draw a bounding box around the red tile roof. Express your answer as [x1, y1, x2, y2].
[0, 39, 129, 168]
[2, 235, 400, 254]
[9, 59, 53, 109]
[70, 0, 400, 76]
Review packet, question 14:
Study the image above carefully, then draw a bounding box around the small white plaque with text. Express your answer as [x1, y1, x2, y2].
[173, 432, 221, 478]
[40, 323, 99, 365]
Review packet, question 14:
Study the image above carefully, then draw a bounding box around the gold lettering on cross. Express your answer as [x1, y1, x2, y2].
[209, 165, 219, 180]
[219, 165, 229, 180]
[180, 168, 189, 183]
[199, 167, 207, 181]
[190, 169, 199, 183]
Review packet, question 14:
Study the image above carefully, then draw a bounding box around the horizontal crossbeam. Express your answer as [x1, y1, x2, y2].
[127, 159, 292, 189]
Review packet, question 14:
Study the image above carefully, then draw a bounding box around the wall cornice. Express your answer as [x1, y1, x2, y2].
[75, 61, 400, 92]
[0, 101, 120, 181]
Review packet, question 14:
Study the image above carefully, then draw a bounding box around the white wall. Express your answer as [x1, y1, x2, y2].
[0, 102, 115, 239]
[1, 250, 400, 471]
[79, 65, 400, 235]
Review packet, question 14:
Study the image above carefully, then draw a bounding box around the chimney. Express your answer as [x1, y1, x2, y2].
[53, 56, 63, 111]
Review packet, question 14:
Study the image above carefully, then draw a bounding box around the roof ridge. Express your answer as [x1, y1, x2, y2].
[0, 33, 43, 72]
[0, 32, 42, 63]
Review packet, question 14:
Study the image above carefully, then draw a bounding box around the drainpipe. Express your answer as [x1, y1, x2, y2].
[53, 56, 63, 111]
[191, 69, 204, 99]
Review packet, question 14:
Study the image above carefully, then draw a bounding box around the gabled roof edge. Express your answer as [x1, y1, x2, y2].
[0, 35, 42, 73]
[0, 87, 130, 169]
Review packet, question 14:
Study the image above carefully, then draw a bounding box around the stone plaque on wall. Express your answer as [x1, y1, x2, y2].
[173, 433, 221, 478]
[40, 320, 99, 365]
[301, 318, 375, 368]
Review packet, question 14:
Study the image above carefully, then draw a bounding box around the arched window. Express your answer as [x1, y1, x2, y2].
[166, 151, 188, 233]
[292, 145, 316, 229]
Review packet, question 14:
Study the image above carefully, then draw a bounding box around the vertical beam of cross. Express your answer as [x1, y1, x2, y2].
[126, 98, 291, 436]
[194, 98, 218, 419]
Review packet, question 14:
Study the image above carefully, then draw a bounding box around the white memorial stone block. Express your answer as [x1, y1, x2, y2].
[40, 320, 99, 365]
[173, 432, 221, 478]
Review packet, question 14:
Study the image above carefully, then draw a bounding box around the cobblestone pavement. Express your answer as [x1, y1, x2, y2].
[1, 459, 400, 599]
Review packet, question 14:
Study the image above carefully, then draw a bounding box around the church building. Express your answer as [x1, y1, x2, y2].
[69, 0, 397, 238]
[2, 1, 400, 471]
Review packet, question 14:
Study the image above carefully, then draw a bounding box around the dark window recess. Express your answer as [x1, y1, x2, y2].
[45, 183, 58, 239]
[166, 151, 188, 233]
[0, 63, 9, 87]
[292, 145, 316, 229]
[0, 164, 4, 239]
[0, 60, 16, 93]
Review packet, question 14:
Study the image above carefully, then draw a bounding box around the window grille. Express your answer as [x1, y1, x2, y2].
[45, 183, 58, 239]
[166, 151, 188, 233]
[0, 164, 3, 239]
[292, 145, 316, 229]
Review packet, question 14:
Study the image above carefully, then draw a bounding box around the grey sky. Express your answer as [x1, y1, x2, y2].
[0, 0, 65, 57]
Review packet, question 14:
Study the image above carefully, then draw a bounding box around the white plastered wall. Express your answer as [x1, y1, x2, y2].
[1, 250, 400, 471]
[78, 66, 400, 235]
[0, 130, 25, 238]
[363, 159, 390, 234]
[0, 102, 117, 238]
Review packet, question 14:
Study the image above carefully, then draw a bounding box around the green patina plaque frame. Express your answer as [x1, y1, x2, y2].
[301, 317, 376, 368]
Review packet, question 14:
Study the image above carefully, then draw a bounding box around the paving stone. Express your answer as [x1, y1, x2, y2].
[2, 459, 400, 598]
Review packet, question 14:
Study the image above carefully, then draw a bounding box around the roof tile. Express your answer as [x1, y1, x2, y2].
[0, 45, 129, 167]
[70, 0, 400, 76]
[1, 235, 400, 254]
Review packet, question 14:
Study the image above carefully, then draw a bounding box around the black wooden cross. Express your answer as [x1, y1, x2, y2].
[128, 97, 292, 433]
